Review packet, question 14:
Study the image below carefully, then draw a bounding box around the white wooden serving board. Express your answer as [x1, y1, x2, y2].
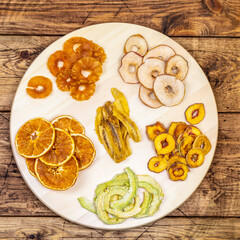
[10, 23, 218, 230]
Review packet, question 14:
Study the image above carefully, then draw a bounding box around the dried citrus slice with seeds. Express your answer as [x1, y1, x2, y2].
[56, 69, 77, 92]
[71, 133, 96, 171]
[71, 57, 102, 83]
[92, 43, 106, 64]
[35, 156, 78, 190]
[15, 118, 55, 158]
[63, 37, 94, 63]
[26, 158, 37, 177]
[40, 128, 75, 166]
[26, 76, 52, 99]
[70, 82, 96, 101]
[51, 115, 85, 135]
[47, 50, 72, 77]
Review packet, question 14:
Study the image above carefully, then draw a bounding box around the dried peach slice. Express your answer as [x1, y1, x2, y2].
[154, 133, 175, 155]
[167, 156, 187, 171]
[165, 55, 189, 81]
[119, 51, 143, 84]
[186, 148, 205, 168]
[71, 134, 96, 171]
[35, 156, 78, 190]
[63, 37, 94, 63]
[185, 103, 205, 125]
[137, 58, 165, 89]
[15, 118, 55, 158]
[182, 126, 202, 138]
[179, 135, 196, 156]
[92, 43, 106, 64]
[168, 162, 189, 181]
[192, 134, 212, 155]
[26, 76, 52, 99]
[143, 45, 175, 62]
[146, 121, 166, 141]
[47, 50, 72, 77]
[40, 128, 75, 167]
[51, 115, 85, 135]
[153, 75, 185, 107]
[71, 57, 102, 83]
[139, 85, 163, 109]
[148, 156, 168, 173]
[174, 123, 189, 139]
[56, 69, 77, 92]
[168, 122, 186, 136]
[124, 34, 148, 56]
[70, 82, 96, 101]
[26, 158, 37, 177]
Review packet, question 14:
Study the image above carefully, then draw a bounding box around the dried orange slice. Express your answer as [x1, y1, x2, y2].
[51, 115, 85, 135]
[26, 76, 52, 99]
[63, 37, 94, 63]
[35, 156, 78, 190]
[92, 43, 106, 64]
[26, 158, 37, 177]
[71, 57, 102, 83]
[71, 133, 95, 171]
[40, 128, 75, 166]
[56, 69, 77, 92]
[70, 82, 96, 101]
[47, 50, 72, 77]
[15, 118, 55, 158]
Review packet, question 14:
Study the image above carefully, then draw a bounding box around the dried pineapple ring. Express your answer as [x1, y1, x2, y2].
[71, 57, 103, 83]
[47, 50, 72, 77]
[92, 43, 106, 64]
[26, 76, 52, 99]
[63, 37, 94, 63]
[56, 69, 77, 92]
[186, 148, 205, 168]
[70, 83, 96, 101]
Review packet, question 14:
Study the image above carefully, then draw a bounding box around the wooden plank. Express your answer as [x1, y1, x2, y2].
[0, 112, 239, 217]
[0, 0, 240, 36]
[0, 216, 239, 239]
[0, 36, 239, 112]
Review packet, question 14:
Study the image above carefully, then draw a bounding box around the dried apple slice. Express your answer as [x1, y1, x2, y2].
[119, 52, 143, 84]
[137, 58, 165, 89]
[165, 55, 189, 81]
[153, 75, 185, 107]
[146, 121, 166, 141]
[185, 103, 205, 125]
[143, 45, 175, 62]
[139, 85, 162, 109]
[192, 134, 211, 155]
[124, 34, 148, 56]
[186, 148, 205, 168]
[154, 133, 175, 155]
[148, 156, 168, 173]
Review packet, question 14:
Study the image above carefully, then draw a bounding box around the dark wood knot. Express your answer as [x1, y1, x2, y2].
[20, 50, 29, 59]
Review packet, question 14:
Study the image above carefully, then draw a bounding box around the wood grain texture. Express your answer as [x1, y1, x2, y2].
[0, 112, 239, 217]
[0, 216, 239, 239]
[0, 0, 240, 36]
[0, 36, 239, 112]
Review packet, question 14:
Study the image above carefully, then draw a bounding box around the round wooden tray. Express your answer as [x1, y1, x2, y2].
[10, 23, 218, 230]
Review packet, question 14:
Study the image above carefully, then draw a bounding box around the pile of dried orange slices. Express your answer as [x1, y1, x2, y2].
[15, 116, 95, 190]
[119, 34, 188, 108]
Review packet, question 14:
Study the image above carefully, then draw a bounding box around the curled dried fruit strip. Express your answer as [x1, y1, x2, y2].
[63, 37, 94, 63]
[92, 43, 106, 64]
[35, 156, 78, 190]
[47, 50, 72, 77]
[70, 82, 96, 101]
[26, 76, 52, 99]
[71, 57, 102, 83]
[56, 69, 77, 92]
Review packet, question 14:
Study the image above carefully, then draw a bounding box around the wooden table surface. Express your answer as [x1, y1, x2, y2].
[0, 0, 239, 239]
